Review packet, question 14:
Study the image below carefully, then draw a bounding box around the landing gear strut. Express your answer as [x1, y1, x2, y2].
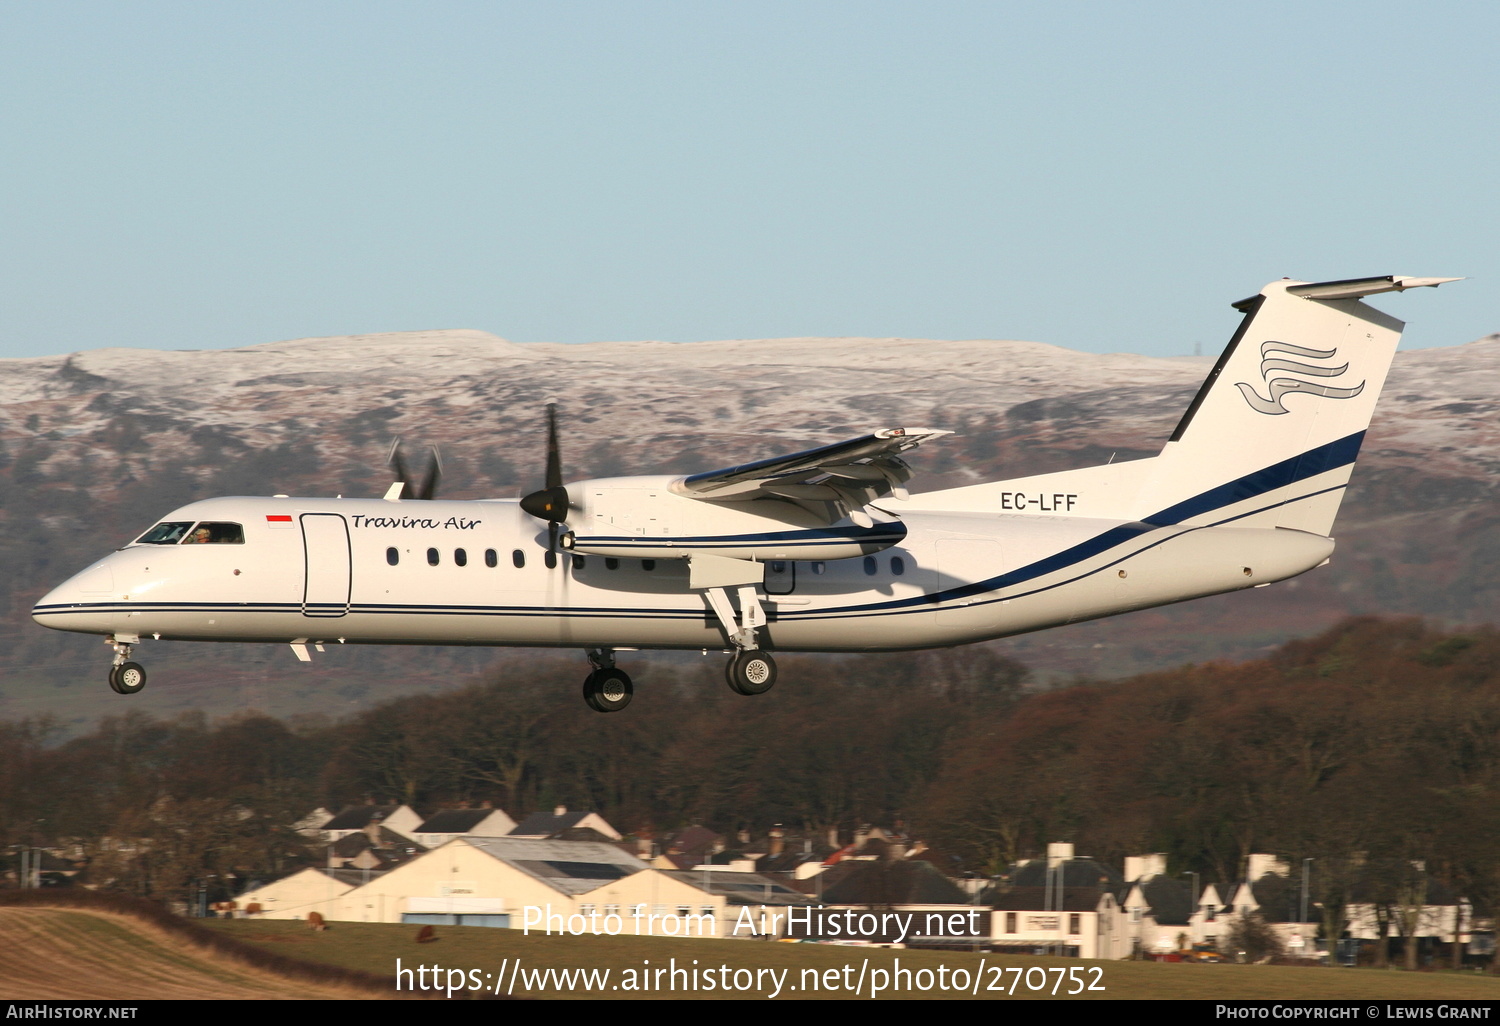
[702, 586, 777, 697]
[582, 648, 632, 713]
[106, 636, 146, 695]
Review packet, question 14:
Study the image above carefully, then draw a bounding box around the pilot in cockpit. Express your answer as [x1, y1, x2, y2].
[179, 523, 244, 544]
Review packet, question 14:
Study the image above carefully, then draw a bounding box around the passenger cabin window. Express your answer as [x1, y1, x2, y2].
[512, 549, 526, 568]
[642, 559, 656, 571]
[891, 556, 906, 575]
[181, 522, 244, 545]
[810, 561, 826, 575]
[605, 557, 619, 570]
[485, 549, 498, 568]
[572, 555, 586, 570]
[136, 522, 193, 545]
[426, 547, 440, 566]
[863, 556, 877, 575]
[544, 551, 558, 569]
[454, 548, 467, 567]
[386, 547, 399, 566]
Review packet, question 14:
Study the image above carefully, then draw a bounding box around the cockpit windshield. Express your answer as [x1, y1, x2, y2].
[134, 521, 245, 545]
[136, 522, 194, 545]
[182, 522, 245, 544]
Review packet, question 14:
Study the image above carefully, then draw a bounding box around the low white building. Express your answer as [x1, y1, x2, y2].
[242, 835, 812, 938]
[237, 867, 362, 919]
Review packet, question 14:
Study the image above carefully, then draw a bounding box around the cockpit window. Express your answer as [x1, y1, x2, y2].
[181, 522, 245, 545]
[136, 522, 194, 545]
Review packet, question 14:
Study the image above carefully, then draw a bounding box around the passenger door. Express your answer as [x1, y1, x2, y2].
[301, 513, 351, 617]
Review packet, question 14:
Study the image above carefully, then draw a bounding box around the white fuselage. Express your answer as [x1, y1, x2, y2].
[33, 494, 1334, 653]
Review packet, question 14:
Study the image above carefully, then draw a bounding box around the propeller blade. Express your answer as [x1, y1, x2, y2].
[418, 447, 443, 500]
[387, 437, 415, 499]
[387, 438, 441, 500]
[544, 402, 562, 490]
[520, 403, 571, 528]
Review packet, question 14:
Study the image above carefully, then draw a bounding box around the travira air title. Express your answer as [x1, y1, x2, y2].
[33, 275, 1460, 711]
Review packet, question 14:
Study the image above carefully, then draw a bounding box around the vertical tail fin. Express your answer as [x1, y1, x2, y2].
[887, 275, 1457, 529]
[1147, 276, 1459, 534]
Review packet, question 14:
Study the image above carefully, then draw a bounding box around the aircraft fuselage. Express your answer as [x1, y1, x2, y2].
[34, 494, 1333, 652]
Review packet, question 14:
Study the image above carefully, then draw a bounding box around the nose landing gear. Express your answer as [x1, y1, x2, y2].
[109, 662, 147, 695]
[106, 635, 146, 695]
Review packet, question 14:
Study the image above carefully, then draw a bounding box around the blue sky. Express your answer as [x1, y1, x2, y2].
[1, 1, 1495, 359]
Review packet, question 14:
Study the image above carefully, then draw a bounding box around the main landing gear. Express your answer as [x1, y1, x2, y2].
[702, 586, 778, 697]
[582, 649, 632, 713]
[106, 635, 146, 695]
[725, 649, 777, 696]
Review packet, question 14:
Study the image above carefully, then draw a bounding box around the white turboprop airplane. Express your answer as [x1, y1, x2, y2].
[33, 275, 1459, 711]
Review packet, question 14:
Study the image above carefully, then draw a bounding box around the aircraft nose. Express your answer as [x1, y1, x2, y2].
[32, 561, 117, 633]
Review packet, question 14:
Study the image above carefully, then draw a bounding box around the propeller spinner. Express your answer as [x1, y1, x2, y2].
[519, 403, 570, 548]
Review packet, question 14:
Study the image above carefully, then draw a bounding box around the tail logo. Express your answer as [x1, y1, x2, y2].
[1234, 340, 1365, 415]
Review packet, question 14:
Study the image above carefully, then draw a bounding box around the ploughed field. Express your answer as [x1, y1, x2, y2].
[0, 905, 391, 1000]
[208, 919, 1500, 1001]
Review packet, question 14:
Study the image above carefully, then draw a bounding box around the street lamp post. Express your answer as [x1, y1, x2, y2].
[1300, 858, 1313, 959]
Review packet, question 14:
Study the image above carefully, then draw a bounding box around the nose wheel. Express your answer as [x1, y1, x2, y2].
[105, 636, 146, 695]
[108, 662, 147, 695]
[725, 650, 777, 696]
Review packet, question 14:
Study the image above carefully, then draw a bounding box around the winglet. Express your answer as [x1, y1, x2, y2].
[1287, 275, 1463, 300]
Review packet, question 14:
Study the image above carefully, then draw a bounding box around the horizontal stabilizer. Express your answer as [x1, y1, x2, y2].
[1284, 275, 1462, 301]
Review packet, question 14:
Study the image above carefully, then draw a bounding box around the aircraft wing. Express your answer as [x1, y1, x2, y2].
[671, 428, 951, 503]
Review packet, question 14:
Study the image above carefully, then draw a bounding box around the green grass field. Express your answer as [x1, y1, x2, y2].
[206, 919, 1500, 1000]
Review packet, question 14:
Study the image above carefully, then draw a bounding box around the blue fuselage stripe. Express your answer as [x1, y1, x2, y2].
[1143, 431, 1364, 527]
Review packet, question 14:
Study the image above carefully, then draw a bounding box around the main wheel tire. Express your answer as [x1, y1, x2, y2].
[726, 650, 776, 696]
[582, 667, 632, 713]
[109, 661, 147, 695]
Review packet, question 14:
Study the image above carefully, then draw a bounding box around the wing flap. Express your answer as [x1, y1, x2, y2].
[672, 428, 951, 502]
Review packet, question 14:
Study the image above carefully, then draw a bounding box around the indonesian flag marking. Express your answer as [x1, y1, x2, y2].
[266, 515, 293, 522]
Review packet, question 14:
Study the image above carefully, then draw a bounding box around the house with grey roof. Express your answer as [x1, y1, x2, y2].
[986, 843, 1131, 958]
[412, 806, 517, 849]
[320, 804, 422, 843]
[326, 824, 427, 873]
[508, 805, 620, 840]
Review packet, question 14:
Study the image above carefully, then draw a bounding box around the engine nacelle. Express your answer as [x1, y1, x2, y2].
[560, 475, 906, 561]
